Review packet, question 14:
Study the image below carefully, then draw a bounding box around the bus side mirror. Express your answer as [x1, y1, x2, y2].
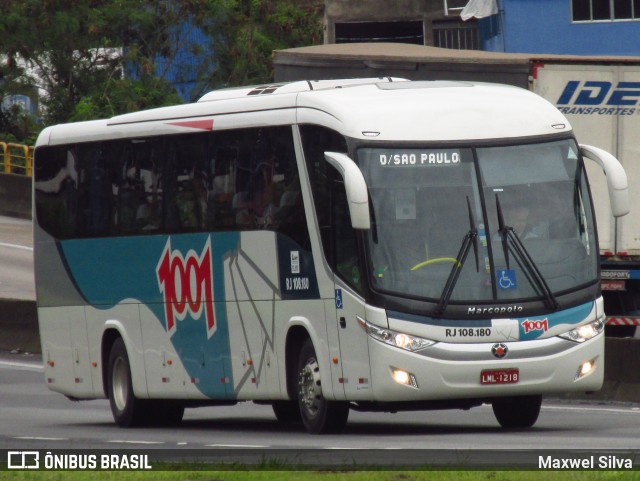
[324, 152, 371, 229]
[580, 144, 630, 218]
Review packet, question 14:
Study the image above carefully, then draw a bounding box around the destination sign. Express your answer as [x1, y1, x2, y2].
[377, 149, 462, 167]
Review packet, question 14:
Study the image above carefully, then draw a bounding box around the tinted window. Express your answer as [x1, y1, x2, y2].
[34, 126, 310, 248]
[300, 125, 363, 292]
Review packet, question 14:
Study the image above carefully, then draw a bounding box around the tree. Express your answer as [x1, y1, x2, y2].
[1, 0, 191, 125]
[0, 61, 39, 144]
[197, 0, 324, 89]
[0, 0, 324, 143]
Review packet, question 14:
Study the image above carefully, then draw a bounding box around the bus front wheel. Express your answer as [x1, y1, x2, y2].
[107, 338, 148, 427]
[492, 395, 542, 428]
[297, 338, 349, 434]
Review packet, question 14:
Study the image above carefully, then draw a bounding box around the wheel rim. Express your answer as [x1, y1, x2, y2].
[298, 357, 321, 418]
[111, 357, 128, 412]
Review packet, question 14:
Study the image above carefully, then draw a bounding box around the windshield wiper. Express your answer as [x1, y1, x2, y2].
[495, 195, 558, 311]
[434, 197, 479, 316]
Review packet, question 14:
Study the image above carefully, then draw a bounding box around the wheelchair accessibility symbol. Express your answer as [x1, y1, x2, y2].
[497, 269, 517, 290]
[335, 289, 343, 309]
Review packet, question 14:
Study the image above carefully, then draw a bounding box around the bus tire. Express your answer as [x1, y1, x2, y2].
[492, 395, 542, 429]
[107, 337, 148, 427]
[297, 338, 349, 434]
[272, 400, 302, 423]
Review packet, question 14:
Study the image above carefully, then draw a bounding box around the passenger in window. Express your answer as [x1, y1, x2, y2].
[174, 170, 201, 229]
[235, 156, 281, 228]
[209, 149, 237, 228]
[253, 159, 281, 227]
[86, 147, 113, 236]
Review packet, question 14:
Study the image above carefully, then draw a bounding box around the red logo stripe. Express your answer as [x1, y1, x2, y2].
[166, 119, 214, 130]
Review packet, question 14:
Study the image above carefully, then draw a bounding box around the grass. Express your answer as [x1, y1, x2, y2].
[1, 469, 640, 481]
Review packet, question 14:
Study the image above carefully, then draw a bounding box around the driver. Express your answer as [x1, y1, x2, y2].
[508, 202, 548, 239]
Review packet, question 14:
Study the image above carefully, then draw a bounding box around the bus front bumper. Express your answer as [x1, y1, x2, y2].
[367, 334, 604, 402]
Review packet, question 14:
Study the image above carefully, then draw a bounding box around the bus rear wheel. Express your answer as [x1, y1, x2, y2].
[107, 338, 185, 427]
[492, 395, 542, 428]
[107, 338, 148, 427]
[297, 338, 349, 434]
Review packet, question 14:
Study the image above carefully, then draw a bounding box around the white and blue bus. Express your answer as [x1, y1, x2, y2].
[33, 78, 628, 434]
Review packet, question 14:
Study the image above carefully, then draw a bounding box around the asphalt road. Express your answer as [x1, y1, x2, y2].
[2, 352, 640, 469]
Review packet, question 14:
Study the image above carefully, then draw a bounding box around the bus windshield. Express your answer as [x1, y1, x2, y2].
[359, 138, 598, 306]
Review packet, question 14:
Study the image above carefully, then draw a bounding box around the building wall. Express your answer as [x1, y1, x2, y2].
[324, 0, 448, 45]
[485, 0, 640, 55]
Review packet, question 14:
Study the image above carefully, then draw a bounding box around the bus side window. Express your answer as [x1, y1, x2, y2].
[207, 145, 237, 229]
[300, 124, 348, 266]
[34, 146, 79, 239]
[300, 124, 362, 292]
[211, 126, 311, 248]
[116, 140, 159, 234]
[76, 142, 117, 237]
[333, 180, 363, 293]
[163, 135, 207, 232]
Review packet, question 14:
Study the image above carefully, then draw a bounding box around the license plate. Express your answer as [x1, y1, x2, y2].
[481, 368, 519, 385]
[601, 280, 625, 291]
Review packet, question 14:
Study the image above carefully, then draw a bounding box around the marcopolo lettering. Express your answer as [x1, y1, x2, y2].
[467, 305, 523, 315]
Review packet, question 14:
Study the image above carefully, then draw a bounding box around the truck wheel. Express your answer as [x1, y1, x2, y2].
[107, 338, 148, 427]
[492, 395, 542, 428]
[297, 338, 349, 434]
[272, 400, 302, 423]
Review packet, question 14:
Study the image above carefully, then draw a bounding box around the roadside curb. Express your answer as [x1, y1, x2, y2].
[0, 173, 31, 219]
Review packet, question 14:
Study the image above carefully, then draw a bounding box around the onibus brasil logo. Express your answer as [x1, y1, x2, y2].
[156, 237, 216, 339]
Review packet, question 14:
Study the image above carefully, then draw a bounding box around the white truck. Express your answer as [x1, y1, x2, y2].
[274, 43, 640, 335]
[534, 63, 640, 336]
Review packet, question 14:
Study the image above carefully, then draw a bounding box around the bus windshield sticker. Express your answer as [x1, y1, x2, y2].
[290, 251, 300, 274]
[496, 269, 517, 290]
[378, 150, 461, 167]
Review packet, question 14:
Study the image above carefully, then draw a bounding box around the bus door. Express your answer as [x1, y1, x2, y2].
[331, 185, 372, 401]
[332, 284, 371, 400]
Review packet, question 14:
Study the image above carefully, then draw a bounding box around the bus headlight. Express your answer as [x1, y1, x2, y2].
[391, 367, 419, 388]
[559, 319, 604, 343]
[358, 317, 435, 352]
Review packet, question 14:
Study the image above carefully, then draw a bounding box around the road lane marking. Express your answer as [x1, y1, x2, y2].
[0, 242, 33, 251]
[204, 444, 270, 448]
[106, 440, 165, 445]
[14, 436, 68, 441]
[0, 360, 43, 371]
[543, 404, 640, 415]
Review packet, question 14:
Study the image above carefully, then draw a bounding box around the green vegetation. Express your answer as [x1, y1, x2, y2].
[0, 0, 323, 144]
[2, 470, 640, 481]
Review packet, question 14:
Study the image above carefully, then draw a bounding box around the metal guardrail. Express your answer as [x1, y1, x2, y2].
[0, 142, 33, 176]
